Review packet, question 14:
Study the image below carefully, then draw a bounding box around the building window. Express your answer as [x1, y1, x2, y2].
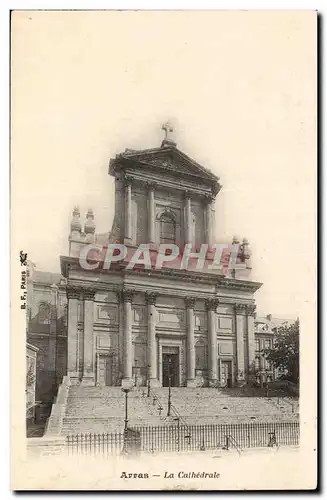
[159, 213, 176, 244]
[265, 339, 272, 349]
[255, 356, 260, 370]
[255, 339, 260, 352]
[38, 302, 51, 324]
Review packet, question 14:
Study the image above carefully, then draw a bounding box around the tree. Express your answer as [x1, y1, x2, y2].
[263, 319, 299, 384]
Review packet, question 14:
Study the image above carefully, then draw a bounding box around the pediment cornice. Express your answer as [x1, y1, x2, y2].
[109, 146, 221, 195]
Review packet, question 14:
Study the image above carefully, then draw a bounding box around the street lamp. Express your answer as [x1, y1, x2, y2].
[173, 417, 180, 452]
[121, 388, 130, 453]
[167, 357, 172, 417]
[147, 365, 151, 397]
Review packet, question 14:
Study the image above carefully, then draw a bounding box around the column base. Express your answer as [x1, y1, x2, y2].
[186, 379, 197, 388]
[121, 378, 134, 390]
[148, 378, 161, 388]
[81, 374, 95, 386]
[208, 379, 219, 388]
[67, 372, 80, 385]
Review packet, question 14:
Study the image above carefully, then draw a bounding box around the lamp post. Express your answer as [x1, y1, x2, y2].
[167, 357, 172, 417]
[121, 388, 130, 453]
[173, 417, 180, 452]
[147, 365, 151, 397]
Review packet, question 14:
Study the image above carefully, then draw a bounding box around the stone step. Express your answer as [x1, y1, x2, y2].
[61, 385, 298, 435]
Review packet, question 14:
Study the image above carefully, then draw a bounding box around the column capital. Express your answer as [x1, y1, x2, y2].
[234, 303, 247, 315]
[146, 181, 158, 192]
[145, 292, 157, 305]
[123, 175, 133, 188]
[184, 190, 192, 200]
[203, 193, 214, 204]
[66, 286, 82, 299]
[121, 289, 134, 303]
[246, 304, 256, 317]
[185, 296, 196, 309]
[205, 298, 219, 311]
[82, 287, 96, 301]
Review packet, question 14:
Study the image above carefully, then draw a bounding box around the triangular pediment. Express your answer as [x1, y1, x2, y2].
[117, 146, 220, 184]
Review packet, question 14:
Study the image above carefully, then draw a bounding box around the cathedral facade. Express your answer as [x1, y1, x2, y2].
[59, 131, 264, 389]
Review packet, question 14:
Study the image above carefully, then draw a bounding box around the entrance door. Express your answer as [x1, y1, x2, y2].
[105, 356, 113, 386]
[98, 355, 115, 386]
[221, 360, 233, 387]
[162, 353, 179, 387]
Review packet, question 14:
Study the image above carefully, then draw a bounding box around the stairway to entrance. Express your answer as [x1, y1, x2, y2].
[60, 385, 299, 435]
[61, 386, 174, 435]
[152, 387, 299, 425]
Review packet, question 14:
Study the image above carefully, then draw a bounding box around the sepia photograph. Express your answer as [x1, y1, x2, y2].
[10, 9, 317, 490]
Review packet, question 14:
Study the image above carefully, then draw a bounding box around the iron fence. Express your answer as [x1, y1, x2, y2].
[66, 431, 124, 456]
[66, 421, 299, 456]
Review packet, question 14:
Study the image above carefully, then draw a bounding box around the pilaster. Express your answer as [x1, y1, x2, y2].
[124, 177, 133, 243]
[246, 304, 256, 375]
[185, 296, 196, 387]
[66, 286, 82, 384]
[147, 182, 157, 245]
[122, 289, 134, 388]
[184, 191, 192, 245]
[81, 287, 96, 386]
[204, 194, 214, 247]
[235, 303, 247, 383]
[145, 292, 160, 387]
[205, 298, 219, 386]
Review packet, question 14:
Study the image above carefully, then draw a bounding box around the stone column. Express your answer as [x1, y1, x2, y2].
[246, 304, 256, 375]
[147, 182, 156, 245]
[122, 289, 133, 388]
[184, 192, 192, 245]
[81, 288, 96, 386]
[124, 177, 132, 242]
[185, 296, 196, 387]
[146, 292, 159, 386]
[205, 195, 213, 247]
[67, 286, 80, 384]
[206, 298, 219, 387]
[235, 303, 246, 383]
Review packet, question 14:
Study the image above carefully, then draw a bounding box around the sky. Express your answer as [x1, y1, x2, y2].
[11, 10, 316, 318]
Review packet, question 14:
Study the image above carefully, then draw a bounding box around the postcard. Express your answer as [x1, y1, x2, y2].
[10, 10, 317, 490]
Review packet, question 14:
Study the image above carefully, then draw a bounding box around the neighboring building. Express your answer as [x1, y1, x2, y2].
[26, 264, 68, 404]
[26, 342, 38, 421]
[254, 314, 295, 383]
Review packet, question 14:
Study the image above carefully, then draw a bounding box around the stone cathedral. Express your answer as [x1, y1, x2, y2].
[60, 127, 263, 390]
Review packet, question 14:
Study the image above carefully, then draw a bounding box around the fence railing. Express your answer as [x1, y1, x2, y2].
[66, 421, 299, 456]
[66, 431, 125, 456]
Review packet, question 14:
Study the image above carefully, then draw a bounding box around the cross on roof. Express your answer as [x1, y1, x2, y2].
[161, 121, 174, 141]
